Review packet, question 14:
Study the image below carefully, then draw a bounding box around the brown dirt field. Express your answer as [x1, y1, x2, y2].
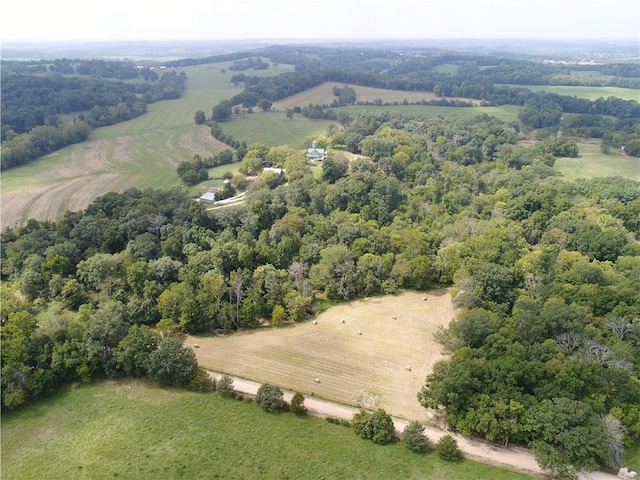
[188, 289, 456, 422]
[272, 81, 478, 110]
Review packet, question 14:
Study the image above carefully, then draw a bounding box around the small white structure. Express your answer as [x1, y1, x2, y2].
[198, 187, 222, 203]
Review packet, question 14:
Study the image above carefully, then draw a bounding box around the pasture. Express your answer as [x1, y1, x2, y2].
[554, 140, 640, 181]
[0, 61, 292, 229]
[189, 290, 455, 422]
[0, 379, 535, 480]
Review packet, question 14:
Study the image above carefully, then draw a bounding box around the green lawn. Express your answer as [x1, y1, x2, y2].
[626, 442, 640, 471]
[554, 140, 640, 181]
[0, 379, 537, 480]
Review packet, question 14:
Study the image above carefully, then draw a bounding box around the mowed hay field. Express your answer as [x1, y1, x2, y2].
[190, 290, 455, 422]
[0, 62, 294, 229]
[272, 81, 479, 110]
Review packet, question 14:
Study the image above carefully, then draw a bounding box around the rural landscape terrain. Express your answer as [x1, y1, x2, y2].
[1, 38, 639, 479]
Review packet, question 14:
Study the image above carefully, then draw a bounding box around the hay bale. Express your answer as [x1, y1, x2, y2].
[357, 330, 362, 335]
[341, 318, 345, 323]
[312, 320, 317, 325]
[405, 365, 412, 371]
[314, 377, 320, 383]
[193, 344, 200, 348]
[391, 315, 397, 320]
[423, 296, 427, 301]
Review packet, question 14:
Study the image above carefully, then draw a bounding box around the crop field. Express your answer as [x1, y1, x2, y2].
[519, 84, 640, 102]
[0, 379, 535, 480]
[332, 104, 521, 122]
[554, 140, 640, 181]
[189, 290, 455, 423]
[0, 61, 292, 229]
[272, 81, 479, 110]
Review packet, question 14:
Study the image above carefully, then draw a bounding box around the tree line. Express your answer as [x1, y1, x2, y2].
[1, 70, 187, 169]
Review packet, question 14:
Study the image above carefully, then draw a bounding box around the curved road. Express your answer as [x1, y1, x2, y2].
[209, 372, 621, 479]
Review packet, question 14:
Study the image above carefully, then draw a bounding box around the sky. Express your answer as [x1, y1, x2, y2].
[2, 0, 639, 42]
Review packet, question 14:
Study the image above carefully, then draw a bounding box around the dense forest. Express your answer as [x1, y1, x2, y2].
[2, 108, 639, 475]
[0, 64, 187, 169]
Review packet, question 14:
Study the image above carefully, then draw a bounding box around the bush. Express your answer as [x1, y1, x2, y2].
[217, 374, 235, 398]
[188, 367, 215, 392]
[352, 409, 397, 445]
[255, 383, 287, 413]
[290, 392, 307, 416]
[401, 421, 430, 453]
[436, 434, 463, 461]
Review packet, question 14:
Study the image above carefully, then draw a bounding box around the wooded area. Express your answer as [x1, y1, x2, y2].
[1, 43, 639, 477]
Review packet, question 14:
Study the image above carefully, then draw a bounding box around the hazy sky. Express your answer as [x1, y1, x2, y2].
[2, 0, 639, 42]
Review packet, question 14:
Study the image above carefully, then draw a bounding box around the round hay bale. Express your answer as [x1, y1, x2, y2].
[423, 296, 427, 301]
[312, 320, 317, 325]
[357, 330, 362, 335]
[314, 377, 320, 383]
[391, 315, 397, 320]
[341, 318, 345, 323]
[405, 365, 412, 371]
[193, 343, 200, 348]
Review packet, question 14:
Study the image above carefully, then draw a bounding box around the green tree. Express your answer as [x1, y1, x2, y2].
[147, 336, 198, 387]
[436, 434, 463, 461]
[194, 109, 206, 125]
[211, 100, 232, 122]
[524, 397, 608, 475]
[352, 409, 397, 444]
[114, 325, 161, 377]
[401, 421, 430, 452]
[290, 392, 307, 416]
[255, 383, 287, 413]
[217, 374, 235, 397]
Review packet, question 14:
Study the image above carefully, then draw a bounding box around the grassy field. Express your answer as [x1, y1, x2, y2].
[272, 81, 478, 110]
[519, 85, 640, 102]
[554, 140, 640, 181]
[218, 111, 335, 148]
[332, 104, 521, 122]
[0, 379, 536, 480]
[189, 290, 455, 423]
[0, 61, 292, 229]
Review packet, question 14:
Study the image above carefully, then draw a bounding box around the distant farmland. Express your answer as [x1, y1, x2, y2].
[273, 81, 479, 110]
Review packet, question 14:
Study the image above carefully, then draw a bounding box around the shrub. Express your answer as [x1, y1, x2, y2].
[188, 367, 215, 392]
[290, 392, 307, 416]
[255, 383, 287, 413]
[401, 421, 430, 453]
[436, 434, 463, 461]
[352, 409, 397, 445]
[217, 374, 235, 398]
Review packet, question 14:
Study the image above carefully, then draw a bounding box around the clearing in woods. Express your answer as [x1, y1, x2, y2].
[189, 289, 455, 422]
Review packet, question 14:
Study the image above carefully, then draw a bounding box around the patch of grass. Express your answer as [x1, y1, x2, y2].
[626, 441, 640, 471]
[1, 379, 535, 480]
[220, 112, 335, 148]
[554, 140, 640, 181]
